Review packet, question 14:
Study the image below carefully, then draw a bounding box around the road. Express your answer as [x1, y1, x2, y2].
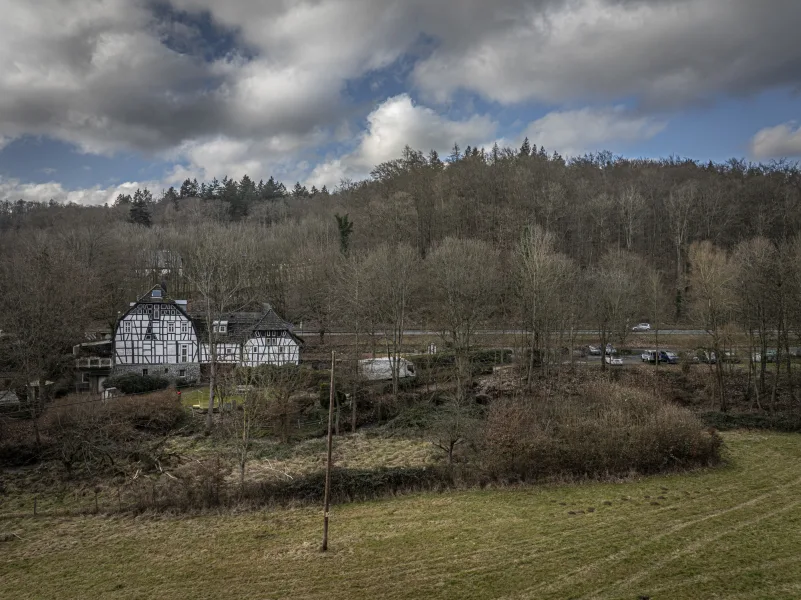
[321, 329, 708, 337]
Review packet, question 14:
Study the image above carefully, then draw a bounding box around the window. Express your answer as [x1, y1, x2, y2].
[180, 345, 188, 363]
[153, 305, 160, 320]
[168, 323, 175, 334]
[123, 321, 132, 334]
[165, 368, 169, 373]
[179, 369, 186, 378]
[213, 320, 228, 334]
[142, 369, 148, 376]
[151, 289, 162, 298]
[225, 347, 234, 354]
[181, 323, 189, 334]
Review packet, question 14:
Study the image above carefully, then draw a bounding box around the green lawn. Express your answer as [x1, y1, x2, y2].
[178, 386, 244, 409]
[4, 431, 801, 599]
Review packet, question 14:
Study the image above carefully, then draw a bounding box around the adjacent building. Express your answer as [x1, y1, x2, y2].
[110, 285, 302, 385]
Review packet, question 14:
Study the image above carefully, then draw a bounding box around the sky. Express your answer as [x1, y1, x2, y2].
[1, 0, 800, 206]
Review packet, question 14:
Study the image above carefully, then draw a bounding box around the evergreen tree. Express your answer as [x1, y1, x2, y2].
[163, 187, 179, 207]
[310, 185, 319, 196]
[464, 145, 472, 158]
[207, 177, 221, 200]
[519, 137, 531, 157]
[292, 182, 309, 198]
[320, 185, 329, 196]
[262, 176, 286, 200]
[335, 213, 354, 255]
[449, 143, 461, 162]
[129, 188, 152, 227]
[179, 178, 199, 198]
[114, 193, 132, 207]
[428, 149, 444, 169]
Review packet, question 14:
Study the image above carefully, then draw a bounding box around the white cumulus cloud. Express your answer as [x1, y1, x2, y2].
[307, 94, 497, 187]
[750, 122, 801, 160]
[519, 106, 667, 158]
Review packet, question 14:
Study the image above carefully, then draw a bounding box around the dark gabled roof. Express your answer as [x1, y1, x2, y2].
[136, 284, 176, 304]
[190, 305, 303, 345]
[252, 307, 294, 332]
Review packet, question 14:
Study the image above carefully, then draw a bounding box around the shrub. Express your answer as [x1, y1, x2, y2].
[480, 381, 722, 482]
[104, 373, 169, 394]
[38, 393, 186, 475]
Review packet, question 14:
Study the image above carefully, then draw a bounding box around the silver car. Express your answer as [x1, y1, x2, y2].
[631, 323, 651, 332]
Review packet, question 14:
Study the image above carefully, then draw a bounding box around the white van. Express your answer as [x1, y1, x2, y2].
[358, 357, 416, 381]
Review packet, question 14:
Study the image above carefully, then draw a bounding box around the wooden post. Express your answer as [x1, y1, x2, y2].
[322, 350, 335, 552]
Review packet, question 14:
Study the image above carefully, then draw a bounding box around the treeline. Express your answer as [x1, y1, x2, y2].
[1, 142, 800, 404]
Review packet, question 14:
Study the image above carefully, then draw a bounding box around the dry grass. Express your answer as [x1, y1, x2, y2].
[3, 431, 801, 599]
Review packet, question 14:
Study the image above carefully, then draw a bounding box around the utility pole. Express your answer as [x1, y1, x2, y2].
[322, 350, 335, 552]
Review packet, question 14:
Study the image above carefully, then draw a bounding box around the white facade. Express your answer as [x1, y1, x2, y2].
[199, 332, 301, 366]
[114, 290, 199, 366]
[114, 287, 301, 369]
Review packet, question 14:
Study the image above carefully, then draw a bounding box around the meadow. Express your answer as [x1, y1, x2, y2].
[3, 430, 801, 599]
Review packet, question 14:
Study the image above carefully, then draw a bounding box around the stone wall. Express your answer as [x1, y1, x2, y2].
[111, 362, 200, 385]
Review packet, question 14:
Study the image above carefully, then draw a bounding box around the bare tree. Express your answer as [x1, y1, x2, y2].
[733, 238, 779, 404]
[362, 243, 418, 401]
[688, 241, 736, 411]
[0, 234, 97, 443]
[426, 237, 500, 401]
[589, 249, 647, 371]
[178, 224, 259, 432]
[665, 181, 697, 318]
[618, 184, 645, 251]
[514, 226, 576, 382]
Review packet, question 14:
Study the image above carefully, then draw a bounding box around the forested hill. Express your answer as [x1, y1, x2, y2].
[1, 142, 800, 330]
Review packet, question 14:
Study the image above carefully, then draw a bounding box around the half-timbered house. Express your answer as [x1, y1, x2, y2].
[113, 285, 201, 382]
[111, 287, 302, 384]
[196, 305, 302, 367]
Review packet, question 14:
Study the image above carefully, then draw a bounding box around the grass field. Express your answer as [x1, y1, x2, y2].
[3, 430, 801, 599]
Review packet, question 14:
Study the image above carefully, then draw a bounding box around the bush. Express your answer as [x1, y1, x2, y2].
[104, 373, 169, 395]
[480, 381, 722, 482]
[37, 393, 186, 475]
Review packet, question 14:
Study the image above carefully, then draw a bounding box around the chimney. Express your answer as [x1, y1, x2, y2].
[262, 302, 272, 313]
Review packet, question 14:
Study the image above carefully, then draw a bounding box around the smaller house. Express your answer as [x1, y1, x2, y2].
[73, 340, 114, 394]
[196, 304, 303, 367]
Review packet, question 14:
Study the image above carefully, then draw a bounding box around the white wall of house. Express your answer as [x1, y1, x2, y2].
[114, 303, 199, 365]
[199, 335, 300, 366]
[199, 343, 241, 363]
[242, 333, 300, 366]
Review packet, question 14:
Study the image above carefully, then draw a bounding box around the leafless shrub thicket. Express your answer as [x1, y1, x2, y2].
[480, 382, 722, 482]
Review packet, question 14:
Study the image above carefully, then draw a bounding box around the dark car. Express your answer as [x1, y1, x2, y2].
[643, 350, 678, 364]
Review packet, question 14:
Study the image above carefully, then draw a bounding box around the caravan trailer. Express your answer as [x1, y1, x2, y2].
[358, 357, 416, 381]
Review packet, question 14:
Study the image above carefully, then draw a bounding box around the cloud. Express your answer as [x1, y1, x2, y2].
[307, 94, 497, 187]
[412, 0, 801, 108]
[519, 106, 667, 157]
[750, 122, 801, 159]
[1, 0, 799, 196]
[0, 177, 158, 206]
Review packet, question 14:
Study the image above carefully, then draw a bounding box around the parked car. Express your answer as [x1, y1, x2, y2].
[605, 355, 623, 366]
[587, 345, 602, 356]
[642, 350, 678, 364]
[631, 323, 651, 332]
[753, 349, 777, 363]
[722, 350, 741, 363]
[692, 350, 716, 364]
[664, 351, 679, 364]
[605, 343, 616, 355]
